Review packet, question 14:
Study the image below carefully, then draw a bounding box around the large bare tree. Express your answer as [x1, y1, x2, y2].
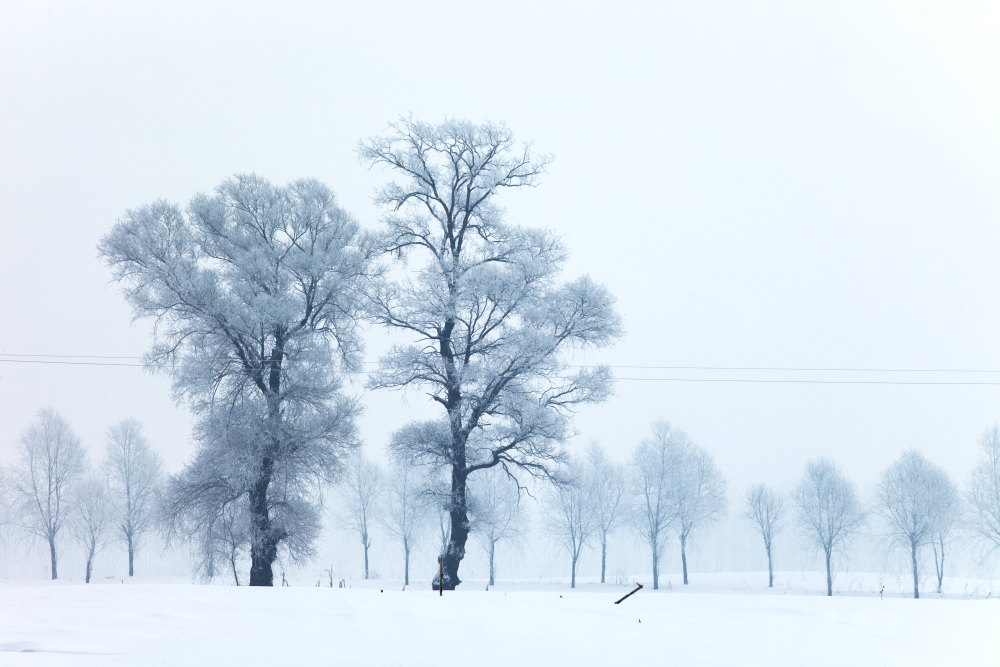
[586, 444, 626, 584]
[364, 119, 621, 588]
[100, 174, 373, 586]
[12, 409, 86, 580]
[793, 459, 864, 596]
[744, 483, 784, 588]
[878, 450, 958, 599]
[104, 419, 162, 577]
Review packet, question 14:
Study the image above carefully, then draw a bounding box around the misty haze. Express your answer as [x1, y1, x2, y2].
[1, 2, 999, 666]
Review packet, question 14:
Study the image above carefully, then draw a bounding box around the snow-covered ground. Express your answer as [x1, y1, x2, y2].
[0, 573, 996, 666]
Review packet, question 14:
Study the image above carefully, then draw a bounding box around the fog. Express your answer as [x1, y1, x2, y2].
[1, 1, 999, 587]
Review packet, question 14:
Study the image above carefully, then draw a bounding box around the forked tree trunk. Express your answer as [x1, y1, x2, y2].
[910, 541, 920, 599]
[49, 538, 58, 580]
[681, 534, 689, 585]
[824, 549, 833, 597]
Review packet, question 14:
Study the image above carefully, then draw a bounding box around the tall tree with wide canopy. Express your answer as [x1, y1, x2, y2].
[363, 119, 621, 589]
[100, 174, 374, 586]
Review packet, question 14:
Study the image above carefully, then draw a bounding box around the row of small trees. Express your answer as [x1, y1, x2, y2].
[0, 410, 162, 582]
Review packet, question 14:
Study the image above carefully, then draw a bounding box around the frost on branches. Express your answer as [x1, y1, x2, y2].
[100, 175, 375, 586]
[362, 119, 622, 588]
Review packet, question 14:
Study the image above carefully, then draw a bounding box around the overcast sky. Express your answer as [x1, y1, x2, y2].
[1, 0, 999, 502]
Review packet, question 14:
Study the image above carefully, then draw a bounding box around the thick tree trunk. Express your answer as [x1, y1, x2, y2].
[127, 534, 135, 577]
[488, 541, 496, 586]
[766, 544, 774, 588]
[600, 536, 607, 584]
[681, 535, 689, 585]
[434, 467, 469, 590]
[49, 537, 58, 580]
[248, 458, 278, 587]
[85, 547, 94, 584]
[911, 541, 920, 599]
[824, 549, 833, 597]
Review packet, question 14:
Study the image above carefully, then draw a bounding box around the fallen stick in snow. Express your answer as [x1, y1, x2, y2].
[614, 583, 643, 604]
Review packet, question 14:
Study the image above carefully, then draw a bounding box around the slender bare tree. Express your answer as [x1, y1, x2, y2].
[672, 440, 726, 585]
[104, 419, 162, 577]
[100, 174, 374, 586]
[381, 464, 428, 586]
[878, 450, 959, 599]
[343, 454, 382, 579]
[12, 409, 86, 580]
[744, 483, 784, 588]
[546, 462, 592, 589]
[365, 118, 622, 588]
[586, 444, 626, 584]
[631, 422, 681, 591]
[969, 425, 1000, 554]
[793, 459, 864, 596]
[71, 475, 111, 583]
[470, 466, 524, 587]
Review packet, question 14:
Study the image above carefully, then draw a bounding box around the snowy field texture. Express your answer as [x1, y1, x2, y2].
[0, 574, 997, 667]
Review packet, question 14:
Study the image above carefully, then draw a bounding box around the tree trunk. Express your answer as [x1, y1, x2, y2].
[404, 542, 411, 586]
[910, 541, 919, 599]
[230, 553, 240, 586]
[85, 546, 94, 584]
[933, 537, 944, 595]
[248, 458, 277, 587]
[434, 467, 468, 590]
[766, 544, 774, 588]
[363, 540, 370, 580]
[571, 553, 577, 589]
[49, 537, 58, 580]
[824, 549, 832, 597]
[127, 534, 135, 577]
[681, 534, 689, 585]
[600, 535, 607, 584]
[651, 544, 659, 591]
[488, 541, 496, 587]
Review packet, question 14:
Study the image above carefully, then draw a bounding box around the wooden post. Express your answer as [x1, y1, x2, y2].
[438, 557, 444, 596]
[614, 583, 643, 604]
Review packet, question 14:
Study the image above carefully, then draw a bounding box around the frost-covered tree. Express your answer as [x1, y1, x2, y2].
[631, 422, 681, 591]
[586, 444, 626, 584]
[364, 118, 621, 589]
[969, 425, 1000, 554]
[104, 419, 162, 577]
[100, 174, 373, 586]
[546, 462, 592, 589]
[71, 475, 111, 583]
[381, 464, 427, 586]
[878, 450, 958, 599]
[793, 459, 864, 596]
[470, 466, 523, 587]
[12, 409, 86, 580]
[343, 454, 382, 580]
[744, 484, 784, 588]
[672, 440, 726, 585]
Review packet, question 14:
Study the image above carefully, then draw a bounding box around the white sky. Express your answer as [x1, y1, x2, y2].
[1, 0, 999, 503]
